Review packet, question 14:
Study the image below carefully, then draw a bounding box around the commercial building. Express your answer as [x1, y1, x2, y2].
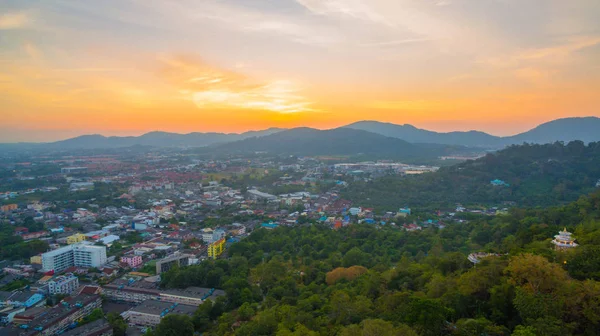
[127, 300, 197, 327]
[42, 243, 107, 273]
[155, 254, 191, 274]
[207, 238, 225, 259]
[48, 274, 79, 295]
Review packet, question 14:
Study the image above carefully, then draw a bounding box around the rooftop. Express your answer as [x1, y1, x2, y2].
[129, 299, 197, 316]
[60, 319, 112, 336]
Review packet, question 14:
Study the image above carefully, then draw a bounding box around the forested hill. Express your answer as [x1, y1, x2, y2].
[343, 141, 600, 210]
[156, 190, 600, 335]
[208, 127, 468, 162]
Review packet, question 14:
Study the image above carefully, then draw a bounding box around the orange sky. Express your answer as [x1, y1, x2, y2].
[1, 0, 600, 142]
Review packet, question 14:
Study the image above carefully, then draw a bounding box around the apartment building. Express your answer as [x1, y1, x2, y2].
[42, 243, 107, 273]
[48, 274, 79, 295]
[155, 253, 191, 274]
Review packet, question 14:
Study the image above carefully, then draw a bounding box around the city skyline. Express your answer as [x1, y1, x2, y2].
[1, 0, 600, 142]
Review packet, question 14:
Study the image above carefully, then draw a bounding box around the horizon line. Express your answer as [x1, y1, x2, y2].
[1, 116, 598, 144]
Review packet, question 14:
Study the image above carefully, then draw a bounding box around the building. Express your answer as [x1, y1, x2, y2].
[15, 294, 101, 336]
[468, 252, 502, 265]
[201, 228, 214, 244]
[29, 256, 42, 265]
[155, 254, 191, 274]
[103, 285, 159, 304]
[60, 318, 113, 336]
[207, 238, 225, 259]
[551, 228, 579, 250]
[127, 300, 197, 327]
[61, 167, 88, 174]
[42, 243, 107, 273]
[120, 255, 143, 268]
[160, 287, 223, 306]
[48, 274, 79, 295]
[398, 208, 411, 217]
[0, 306, 26, 324]
[0, 291, 44, 308]
[22, 232, 49, 241]
[0, 204, 18, 212]
[247, 189, 278, 201]
[66, 233, 87, 245]
[490, 179, 510, 187]
[348, 207, 361, 216]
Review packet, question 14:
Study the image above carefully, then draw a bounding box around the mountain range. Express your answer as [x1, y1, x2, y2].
[207, 127, 465, 159]
[345, 117, 600, 147]
[1, 117, 598, 151]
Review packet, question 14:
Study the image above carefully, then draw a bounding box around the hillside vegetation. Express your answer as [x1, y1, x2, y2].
[156, 190, 600, 336]
[343, 141, 600, 210]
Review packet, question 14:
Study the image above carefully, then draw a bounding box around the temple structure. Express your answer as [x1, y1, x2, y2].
[551, 228, 579, 250]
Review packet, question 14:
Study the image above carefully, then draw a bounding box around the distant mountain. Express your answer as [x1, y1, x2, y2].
[345, 117, 600, 147]
[37, 128, 285, 149]
[505, 117, 600, 144]
[210, 127, 467, 160]
[344, 121, 500, 147]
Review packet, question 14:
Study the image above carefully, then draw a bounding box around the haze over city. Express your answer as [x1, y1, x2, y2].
[1, 0, 600, 142]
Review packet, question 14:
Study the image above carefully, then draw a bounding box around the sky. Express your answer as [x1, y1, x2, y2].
[1, 0, 600, 142]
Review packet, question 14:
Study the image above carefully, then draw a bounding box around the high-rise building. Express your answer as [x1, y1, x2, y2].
[42, 243, 107, 273]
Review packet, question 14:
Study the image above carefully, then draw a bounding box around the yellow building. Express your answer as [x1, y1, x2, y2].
[67, 233, 87, 244]
[207, 238, 226, 260]
[30, 255, 42, 264]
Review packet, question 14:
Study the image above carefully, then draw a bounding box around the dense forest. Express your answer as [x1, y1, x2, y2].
[154, 190, 600, 336]
[343, 141, 600, 211]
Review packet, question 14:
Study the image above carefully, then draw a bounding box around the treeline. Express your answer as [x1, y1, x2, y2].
[0, 223, 49, 260]
[343, 141, 600, 211]
[153, 190, 600, 335]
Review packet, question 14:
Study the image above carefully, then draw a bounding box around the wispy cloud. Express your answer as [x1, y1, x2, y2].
[359, 38, 433, 47]
[484, 36, 600, 68]
[0, 12, 31, 30]
[296, 0, 393, 26]
[158, 55, 315, 114]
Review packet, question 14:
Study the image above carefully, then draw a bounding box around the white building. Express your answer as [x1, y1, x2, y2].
[73, 244, 107, 268]
[42, 243, 107, 272]
[48, 274, 79, 294]
[202, 229, 214, 244]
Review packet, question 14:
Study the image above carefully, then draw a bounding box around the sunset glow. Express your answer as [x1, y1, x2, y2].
[1, 0, 599, 142]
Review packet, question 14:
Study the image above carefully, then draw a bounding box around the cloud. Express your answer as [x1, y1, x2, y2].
[484, 36, 600, 68]
[23, 42, 42, 61]
[296, 0, 393, 26]
[0, 12, 31, 30]
[158, 55, 315, 114]
[359, 38, 433, 47]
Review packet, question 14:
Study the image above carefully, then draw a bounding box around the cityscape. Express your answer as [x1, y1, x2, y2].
[1, 0, 600, 336]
